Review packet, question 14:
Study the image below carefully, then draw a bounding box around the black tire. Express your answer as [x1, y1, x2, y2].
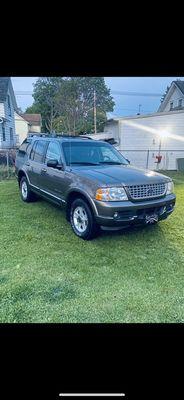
[70, 198, 100, 240]
[20, 176, 37, 202]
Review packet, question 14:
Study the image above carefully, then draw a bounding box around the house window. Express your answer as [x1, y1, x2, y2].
[170, 101, 173, 110]
[178, 99, 182, 108]
[10, 127, 13, 141]
[7, 95, 11, 116]
[2, 124, 6, 141]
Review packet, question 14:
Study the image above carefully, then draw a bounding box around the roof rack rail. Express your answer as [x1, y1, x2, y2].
[28, 133, 93, 139]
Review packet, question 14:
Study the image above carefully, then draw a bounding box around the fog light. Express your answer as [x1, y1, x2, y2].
[114, 212, 119, 219]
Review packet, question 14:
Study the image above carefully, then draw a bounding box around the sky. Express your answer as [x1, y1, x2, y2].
[11, 77, 184, 116]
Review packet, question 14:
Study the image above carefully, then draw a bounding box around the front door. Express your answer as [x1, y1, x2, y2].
[41, 140, 65, 202]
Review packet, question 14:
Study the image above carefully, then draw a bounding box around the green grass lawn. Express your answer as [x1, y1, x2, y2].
[0, 172, 184, 323]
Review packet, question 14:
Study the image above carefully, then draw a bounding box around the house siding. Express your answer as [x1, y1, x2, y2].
[29, 124, 41, 133]
[104, 122, 119, 142]
[0, 88, 16, 149]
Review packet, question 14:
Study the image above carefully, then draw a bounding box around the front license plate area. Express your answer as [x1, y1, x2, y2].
[145, 213, 158, 224]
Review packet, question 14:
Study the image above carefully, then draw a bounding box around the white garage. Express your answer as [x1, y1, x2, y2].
[104, 110, 184, 170]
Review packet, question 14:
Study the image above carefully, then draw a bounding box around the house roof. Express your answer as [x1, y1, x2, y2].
[108, 108, 184, 122]
[0, 77, 18, 111]
[22, 113, 42, 125]
[158, 80, 184, 112]
[173, 80, 184, 95]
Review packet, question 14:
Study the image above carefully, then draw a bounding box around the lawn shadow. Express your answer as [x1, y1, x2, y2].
[42, 282, 77, 304]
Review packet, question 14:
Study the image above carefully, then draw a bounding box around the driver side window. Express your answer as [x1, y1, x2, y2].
[45, 141, 61, 163]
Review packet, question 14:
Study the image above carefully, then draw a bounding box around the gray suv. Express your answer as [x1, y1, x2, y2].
[15, 135, 176, 240]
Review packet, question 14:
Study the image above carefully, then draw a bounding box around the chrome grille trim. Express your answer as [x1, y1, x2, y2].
[126, 182, 167, 200]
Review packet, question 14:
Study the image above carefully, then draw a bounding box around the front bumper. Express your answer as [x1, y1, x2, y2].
[94, 194, 176, 227]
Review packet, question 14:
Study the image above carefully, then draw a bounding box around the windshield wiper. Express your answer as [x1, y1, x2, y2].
[70, 162, 100, 165]
[99, 161, 124, 165]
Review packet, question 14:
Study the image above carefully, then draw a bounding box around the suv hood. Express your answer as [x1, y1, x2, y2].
[72, 164, 171, 186]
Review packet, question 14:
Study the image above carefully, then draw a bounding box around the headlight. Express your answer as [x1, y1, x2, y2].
[167, 180, 174, 194]
[95, 187, 128, 201]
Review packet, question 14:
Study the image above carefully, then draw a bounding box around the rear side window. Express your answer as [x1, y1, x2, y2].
[30, 140, 47, 163]
[18, 138, 32, 157]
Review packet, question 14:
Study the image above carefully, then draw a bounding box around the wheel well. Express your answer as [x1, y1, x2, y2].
[66, 191, 94, 221]
[18, 170, 26, 186]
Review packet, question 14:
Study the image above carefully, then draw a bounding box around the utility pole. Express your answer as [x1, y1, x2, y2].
[94, 90, 97, 134]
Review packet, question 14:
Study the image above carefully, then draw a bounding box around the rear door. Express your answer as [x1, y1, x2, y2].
[28, 140, 48, 188]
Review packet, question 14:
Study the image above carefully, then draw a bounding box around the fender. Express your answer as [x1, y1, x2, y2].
[18, 169, 31, 185]
[66, 187, 99, 216]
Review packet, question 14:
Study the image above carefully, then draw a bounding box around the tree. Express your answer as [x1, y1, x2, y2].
[55, 77, 115, 134]
[26, 77, 115, 134]
[160, 85, 171, 103]
[25, 77, 64, 132]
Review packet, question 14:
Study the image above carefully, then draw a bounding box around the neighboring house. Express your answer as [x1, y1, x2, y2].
[14, 112, 29, 145]
[0, 77, 18, 149]
[158, 81, 184, 112]
[22, 113, 42, 133]
[104, 110, 184, 170]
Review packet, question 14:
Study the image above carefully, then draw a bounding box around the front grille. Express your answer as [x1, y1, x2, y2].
[126, 182, 167, 200]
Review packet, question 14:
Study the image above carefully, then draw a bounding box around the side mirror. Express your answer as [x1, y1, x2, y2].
[47, 159, 64, 170]
[47, 159, 59, 168]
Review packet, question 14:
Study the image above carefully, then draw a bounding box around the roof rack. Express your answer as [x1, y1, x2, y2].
[28, 133, 93, 139]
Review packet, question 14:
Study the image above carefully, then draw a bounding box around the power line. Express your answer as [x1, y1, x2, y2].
[15, 92, 33, 95]
[14, 90, 163, 97]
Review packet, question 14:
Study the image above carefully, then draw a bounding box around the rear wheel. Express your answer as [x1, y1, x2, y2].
[70, 198, 100, 240]
[20, 176, 37, 202]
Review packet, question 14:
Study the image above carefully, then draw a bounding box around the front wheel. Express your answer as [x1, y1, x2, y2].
[70, 198, 100, 240]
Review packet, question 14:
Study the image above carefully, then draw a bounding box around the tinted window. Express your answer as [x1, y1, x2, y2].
[18, 138, 32, 159]
[19, 138, 32, 154]
[30, 140, 47, 163]
[45, 141, 61, 163]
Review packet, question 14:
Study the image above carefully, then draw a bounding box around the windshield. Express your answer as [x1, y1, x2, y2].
[62, 141, 129, 166]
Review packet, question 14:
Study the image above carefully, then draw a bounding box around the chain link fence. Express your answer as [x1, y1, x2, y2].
[119, 149, 184, 171]
[0, 149, 17, 180]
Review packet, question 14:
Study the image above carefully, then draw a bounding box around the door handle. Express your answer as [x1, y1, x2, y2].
[41, 168, 47, 173]
[25, 162, 30, 166]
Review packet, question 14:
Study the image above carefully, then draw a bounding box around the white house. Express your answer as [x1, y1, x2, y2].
[158, 80, 184, 112]
[14, 113, 42, 146]
[22, 114, 42, 133]
[14, 112, 29, 145]
[0, 77, 18, 149]
[104, 110, 184, 170]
